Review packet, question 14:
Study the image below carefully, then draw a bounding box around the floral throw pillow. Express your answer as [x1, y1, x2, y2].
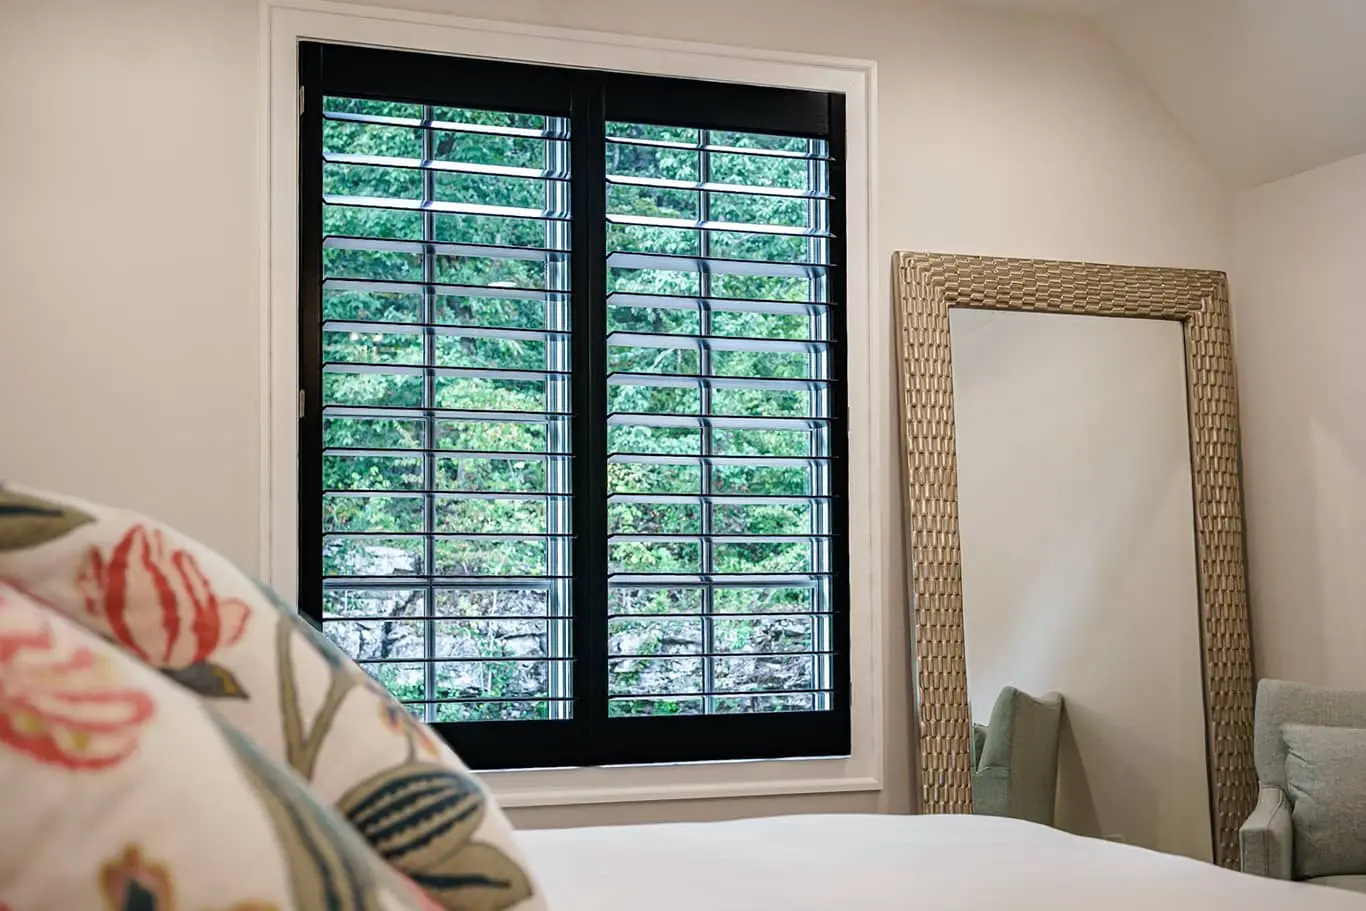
[0, 579, 445, 911]
[0, 484, 544, 911]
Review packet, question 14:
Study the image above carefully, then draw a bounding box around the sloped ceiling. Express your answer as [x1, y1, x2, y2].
[953, 0, 1366, 189]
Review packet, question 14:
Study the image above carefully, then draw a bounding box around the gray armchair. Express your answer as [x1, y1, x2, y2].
[970, 686, 1064, 826]
[1241, 678, 1366, 891]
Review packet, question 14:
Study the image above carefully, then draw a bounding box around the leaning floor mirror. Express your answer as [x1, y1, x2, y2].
[893, 253, 1257, 867]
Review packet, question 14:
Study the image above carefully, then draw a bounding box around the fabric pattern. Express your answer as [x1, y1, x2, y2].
[1282, 723, 1366, 879]
[0, 484, 543, 911]
[0, 579, 442, 911]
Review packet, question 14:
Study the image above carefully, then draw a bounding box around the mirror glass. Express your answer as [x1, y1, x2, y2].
[951, 308, 1213, 861]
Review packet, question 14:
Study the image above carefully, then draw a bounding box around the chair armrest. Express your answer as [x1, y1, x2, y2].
[1240, 786, 1293, 879]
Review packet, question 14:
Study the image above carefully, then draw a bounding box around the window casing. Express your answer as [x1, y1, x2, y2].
[299, 41, 848, 771]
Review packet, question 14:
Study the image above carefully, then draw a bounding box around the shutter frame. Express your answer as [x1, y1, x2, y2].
[298, 41, 851, 770]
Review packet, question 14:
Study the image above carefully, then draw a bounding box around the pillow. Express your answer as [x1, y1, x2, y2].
[0, 484, 544, 911]
[0, 579, 441, 911]
[1282, 722, 1366, 879]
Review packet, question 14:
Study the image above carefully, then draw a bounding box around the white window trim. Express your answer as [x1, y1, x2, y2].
[259, 0, 883, 808]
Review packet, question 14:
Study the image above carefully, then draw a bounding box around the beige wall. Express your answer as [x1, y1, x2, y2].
[0, 0, 1228, 828]
[1232, 152, 1366, 690]
[952, 309, 1211, 859]
[0, 0, 262, 569]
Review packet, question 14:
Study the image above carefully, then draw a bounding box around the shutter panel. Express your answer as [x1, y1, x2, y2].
[603, 123, 838, 717]
[314, 96, 575, 724]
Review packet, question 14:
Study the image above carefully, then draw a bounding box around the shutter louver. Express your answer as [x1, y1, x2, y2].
[316, 97, 575, 724]
[603, 123, 837, 718]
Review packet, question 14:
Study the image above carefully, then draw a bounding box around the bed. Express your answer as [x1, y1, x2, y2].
[519, 814, 1366, 909]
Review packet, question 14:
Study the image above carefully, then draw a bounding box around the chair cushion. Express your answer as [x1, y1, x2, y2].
[0, 580, 437, 911]
[0, 484, 543, 911]
[1282, 722, 1366, 878]
[1306, 876, 1366, 894]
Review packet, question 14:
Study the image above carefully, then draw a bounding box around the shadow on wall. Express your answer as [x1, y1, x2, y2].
[1054, 705, 1098, 837]
[1055, 698, 1161, 847]
[1232, 157, 1366, 689]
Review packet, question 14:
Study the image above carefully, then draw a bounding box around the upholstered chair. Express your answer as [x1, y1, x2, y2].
[970, 686, 1065, 826]
[1241, 678, 1366, 893]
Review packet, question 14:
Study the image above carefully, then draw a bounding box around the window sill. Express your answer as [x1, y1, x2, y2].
[480, 758, 880, 808]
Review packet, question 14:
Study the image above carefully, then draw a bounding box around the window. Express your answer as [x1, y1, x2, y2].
[298, 42, 848, 770]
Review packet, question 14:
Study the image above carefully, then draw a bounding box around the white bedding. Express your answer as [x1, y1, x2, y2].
[519, 814, 1366, 910]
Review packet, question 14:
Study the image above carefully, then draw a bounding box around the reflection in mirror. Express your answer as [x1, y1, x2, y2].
[951, 309, 1212, 861]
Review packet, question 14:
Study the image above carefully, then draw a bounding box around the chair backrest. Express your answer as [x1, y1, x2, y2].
[979, 686, 1064, 825]
[1255, 678, 1366, 792]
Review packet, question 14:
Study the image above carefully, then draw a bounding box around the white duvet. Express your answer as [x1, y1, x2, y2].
[520, 813, 1366, 910]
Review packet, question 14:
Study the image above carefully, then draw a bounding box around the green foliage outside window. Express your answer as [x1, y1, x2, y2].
[319, 98, 832, 722]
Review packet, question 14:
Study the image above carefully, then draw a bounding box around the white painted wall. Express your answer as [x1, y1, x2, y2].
[1232, 152, 1366, 690]
[952, 309, 1212, 860]
[1096, 0, 1366, 189]
[0, 0, 1228, 827]
[0, 0, 261, 570]
[952, 0, 1366, 190]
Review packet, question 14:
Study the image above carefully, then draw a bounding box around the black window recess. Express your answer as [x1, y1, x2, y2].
[299, 41, 849, 770]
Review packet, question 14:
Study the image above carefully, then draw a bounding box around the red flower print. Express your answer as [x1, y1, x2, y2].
[0, 593, 155, 770]
[75, 525, 250, 670]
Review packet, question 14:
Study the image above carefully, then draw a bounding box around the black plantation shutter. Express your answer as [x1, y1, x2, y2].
[592, 76, 849, 764]
[603, 112, 839, 714]
[300, 45, 584, 768]
[300, 44, 849, 770]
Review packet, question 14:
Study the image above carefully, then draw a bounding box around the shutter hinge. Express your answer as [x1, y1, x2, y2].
[298, 389, 306, 420]
[299, 85, 305, 116]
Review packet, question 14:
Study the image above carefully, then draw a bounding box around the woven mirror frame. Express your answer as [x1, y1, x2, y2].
[893, 252, 1256, 868]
